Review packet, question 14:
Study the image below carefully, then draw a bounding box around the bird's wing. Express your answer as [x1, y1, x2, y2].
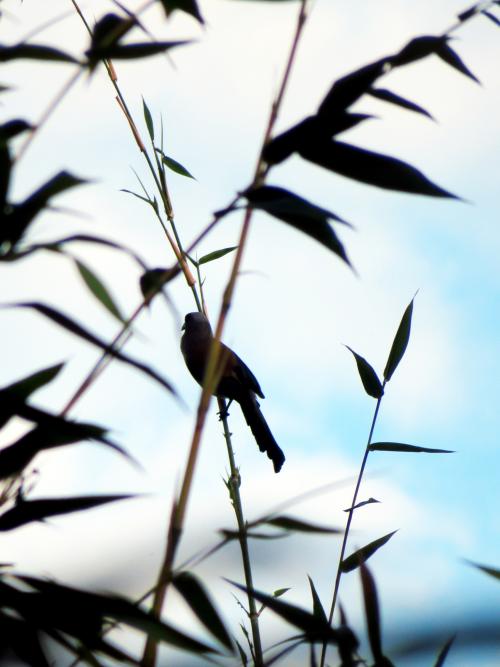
[232, 352, 265, 399]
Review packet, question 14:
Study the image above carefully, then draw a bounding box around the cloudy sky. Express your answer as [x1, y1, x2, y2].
[1, 0, 499, 665]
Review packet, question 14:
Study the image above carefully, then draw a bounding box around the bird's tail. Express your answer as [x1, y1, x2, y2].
[239, 394, 285, 473]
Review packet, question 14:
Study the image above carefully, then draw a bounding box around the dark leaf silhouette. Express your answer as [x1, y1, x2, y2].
[458, 4, 480, 22]
[370, 442, 453, 454]
[6, 302, 176, 395]
[345, 346, 384, 399]
[228, 581, 340, 643]
[435, 41, 479, 83]
[0, 495, 133, 531]
[14, 575, 218, 655]
[3, 171, 87, 249]
[172, 572, 233, 651]
[243, 185, 351, 264]
[433, 635, 456, 667]
[87, 40, 189, 66]
[466, 560, 500, 582]
[74, 259, 126, 323]
[262, 116, 320, 165]
[0, 43, 79, 64]
[308, 576, 328, 625]
[0, 614, 51, 667]
[159, 0, 205, 25]
[344, 497, 381, 512]
[341, 531, 398, 573]
[360, 562, 390, 664]
[482, 10, 500, 27]
[264, 515, 342, 535]
[0, 119, 33, 142]
[383, 296, 415, 382]
[391, 35, 447, 67]
[318, 59, 388, 119]
[369, 88, 434, 120]
[299, 141, 459, 199]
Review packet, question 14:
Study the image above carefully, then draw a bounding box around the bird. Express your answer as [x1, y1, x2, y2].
[180, 312, 285, 473]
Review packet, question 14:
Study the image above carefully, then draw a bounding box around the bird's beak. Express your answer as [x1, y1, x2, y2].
[181, 322, 186, 331]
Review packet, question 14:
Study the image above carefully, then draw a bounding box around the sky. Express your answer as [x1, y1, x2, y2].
[1, 0, 499, 665]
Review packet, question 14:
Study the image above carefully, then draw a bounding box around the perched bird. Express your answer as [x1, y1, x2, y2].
[180, 312, 285, 473]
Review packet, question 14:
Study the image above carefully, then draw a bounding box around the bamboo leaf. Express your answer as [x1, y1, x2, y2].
[345, 346, 384, 399]
[156, 150, 195, 179]
[341, 531, 398, 573]
[433, 635, 456, 667]
[264, 515, 342, 535]
[0, 43, 79, 64]
[368, 88, 434, 120]
[482, 10, 500, 27]
[142, 97, 155, 142]
[383, 296, 415, 382]
[4, 302, 177, 396]
[172, 572, 233, 651]
[370, 442, 453, 454]
[435, 41, 479, 83]
[360, 562, 383, 662]
[243, 185, 351, 265]
[299, 141, 459, 199]
[307, 576, 328, 625]
[466, 561, 500, 582]
[0, 495, 134, 531]
[344, 497, 381, 512]
[228, 581, 341, 643]
[198, 246, 238, 265]
[159, 0, 205, 25]
[74, 259, 126, 324]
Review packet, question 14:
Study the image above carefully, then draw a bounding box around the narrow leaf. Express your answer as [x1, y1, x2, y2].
[157, 151, 195, 179]
[86, 40, 190, 65]
[370, 442, 453, 454]
[345, 346, 384, 399]
[75, 259, 126, 323]
[466, 561, 500, 582]
[198, 246, 238, 265]
[2, 363, 64, 402]
[341, 531, 398, 573]
[344, 497, 381, 512]
[299, 141, 459, 199]
[433, 635, 456, 667]
[308, 576, 328, 625]
[0, 43, 79, 64]
[172, 572, 233, 651]
[482, 10, 500, 27]
[383, 296, 415, 382]
[265, 515, 342, 535]
[243, 185, 351, 265]
[360, 562, 383, 661]
[391, 35, 446, 67]
[435, 42, 480, 83]
[0, 495, 133, 531]
[228, 581, 340, 643]
[159, 0, 205, 25]
[273, 588, 290, 598]
[142, 97, 154, 142]
[6, 302, 176, 395]
[458, 4, 480, 22]
[368, 88, 434, 120]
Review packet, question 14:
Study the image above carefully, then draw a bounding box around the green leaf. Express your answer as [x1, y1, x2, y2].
[345, 346, 384, 399]
[264, 515, 342, 535]
[143, 97, 154, 142]
[243, 185, 351, 265]
[368, 88, 434, 120]
[383, 296, 415, 382]
[299, 140, 460, 199]
[433, 635, 456, 667]
[228, 581, 341, 643]
[74, 259, 126, 324]
[0, 43, 79, 64]
[341, 531, 398, 573]
[159, 0, 205, 24]
[140, 267, 180, 301]
[5, 302, 177, 396]
[0, 495, 133, 531]
[369, 442, 453, 454]
[157, 150, 195, 178]
[172, 572, 233, 651]
[307, 576, 328, 625]
[273, 588, 290, 598]
[198, 246, 238, 265]
[466, 561, 500, 582]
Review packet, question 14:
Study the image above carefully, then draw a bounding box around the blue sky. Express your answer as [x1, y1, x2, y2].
[1, 0, 499, 665]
